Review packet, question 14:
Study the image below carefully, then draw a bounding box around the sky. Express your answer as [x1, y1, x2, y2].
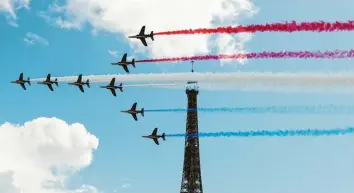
[1, 0, 354, 193]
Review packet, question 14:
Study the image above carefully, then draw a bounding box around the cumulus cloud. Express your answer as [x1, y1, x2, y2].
[24, 32, 49, 46]
[39, 0, 258, 64]
[0, 117, 99, 193]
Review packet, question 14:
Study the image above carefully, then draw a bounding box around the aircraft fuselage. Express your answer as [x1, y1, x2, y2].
[142, 135, 162, 139]
[106, 86, 120, 89]
[121, 110, 141, 114]
[143, 135, 157, 139]
[11, 80, 23, 84]
[129, 35, 150, 39]
[38, 81, 51, 85]
[69, 82, 84, 86]
[12, 80, 29, 84]
[117, 62, 133, 66]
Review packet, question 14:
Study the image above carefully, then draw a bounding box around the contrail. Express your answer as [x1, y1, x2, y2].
[154, 20, 354, 35]
[166, 127, 354, 138]
[144, 105, 354, 114]
[136, 50, 354, 63]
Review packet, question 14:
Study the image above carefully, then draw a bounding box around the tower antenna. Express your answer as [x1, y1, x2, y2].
[191, 61, 194, 73]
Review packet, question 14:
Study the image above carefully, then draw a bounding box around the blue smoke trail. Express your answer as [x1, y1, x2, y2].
[144, 105, 354, 113]
[166, 128, 354, 138]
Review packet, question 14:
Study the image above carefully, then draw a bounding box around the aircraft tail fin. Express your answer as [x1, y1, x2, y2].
[27, 77, 31, 86]
[132, 59, 136, 68]
[162, 133, 165, 141]
[141, 108, 144, 117]
[119, 83, 123, 92]
[86, 79, 90, 88]
[150, 31, 154, 41]
[54, 78, 59, 86]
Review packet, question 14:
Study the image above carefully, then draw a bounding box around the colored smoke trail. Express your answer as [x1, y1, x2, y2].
[166, 128, 354, 138]
[144, 105, 354, 113]
[136, 50, 354, 63]
[154, 20, 354, 35]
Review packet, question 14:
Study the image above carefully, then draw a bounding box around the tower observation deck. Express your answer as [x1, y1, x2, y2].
[180, 81, 203, 193]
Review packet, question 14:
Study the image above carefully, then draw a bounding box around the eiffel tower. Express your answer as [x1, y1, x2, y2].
[180, 81, 203, 193]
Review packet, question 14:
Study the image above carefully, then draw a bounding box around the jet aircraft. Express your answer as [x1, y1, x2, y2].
[142, 128, 166, 145]
[100, 78, 123, 96]
[121, 102, 144, 121]
[128, 26, 154, 46]
[111, 53, 135, 73]
[11, 73, 31, 90]
[68, 74, 90, 93]
[37, 73, 59, 91]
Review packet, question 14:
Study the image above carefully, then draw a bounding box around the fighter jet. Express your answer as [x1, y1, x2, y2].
[142, 128, 166, 145]
[68, 74, 90, 93]
[111, 53, 135, 73]
[37, 73, 59, 91]
[11, 73, 31, 90]
[128, 26, 154, 46]
[100, 78, 123, 96]
[121, 102, 144, 121]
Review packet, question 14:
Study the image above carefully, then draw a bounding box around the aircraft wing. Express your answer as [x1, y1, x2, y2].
[19, 73, 23, 81]
[139, 38, 147, 46]
[77, 74, 82, 83]
[109, 78, 115, 86]
[139, 26, 146, 35]
[131, 113, 138, 121]
[20, 83, 26, 90]
[78, 85, 84, 93]
[122, 65, 129, 73]
[110, 88, 116, 96]
[153, 138, 159, 145]
[46, 74, 51, 82]
[152, 128, 158, 136]
[121, 53, 127, 63]
[131, 102, 137, 110]
[47, 84, 54, 91]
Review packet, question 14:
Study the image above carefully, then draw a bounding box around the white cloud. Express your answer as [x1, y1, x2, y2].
[40, 0, 258, 64]
[121, 183, 131, 189]
[0, 117, 99, 193]
[7, 20, 18, 27]
[108, 50, 119, 58]
[0, 0, 30, 26]
[24, 32, 49, 46]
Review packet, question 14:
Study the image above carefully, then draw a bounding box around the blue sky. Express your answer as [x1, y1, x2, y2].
[1, 0, 354, 193]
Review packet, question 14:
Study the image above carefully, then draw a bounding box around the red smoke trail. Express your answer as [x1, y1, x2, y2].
[154, 21, 354, 35]
[136, 50, 354, 63]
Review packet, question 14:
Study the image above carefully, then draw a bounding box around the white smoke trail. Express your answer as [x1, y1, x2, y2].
[31, 72, 354, 92]
[32, 72, 354, 84]
[123, 83, 184, 88]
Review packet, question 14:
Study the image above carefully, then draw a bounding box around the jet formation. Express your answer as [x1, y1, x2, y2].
[112, 26, 156, 73]
[12, 26, 171, 145]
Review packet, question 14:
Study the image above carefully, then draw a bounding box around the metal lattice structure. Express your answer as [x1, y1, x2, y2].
[180, 83, 203, 193]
